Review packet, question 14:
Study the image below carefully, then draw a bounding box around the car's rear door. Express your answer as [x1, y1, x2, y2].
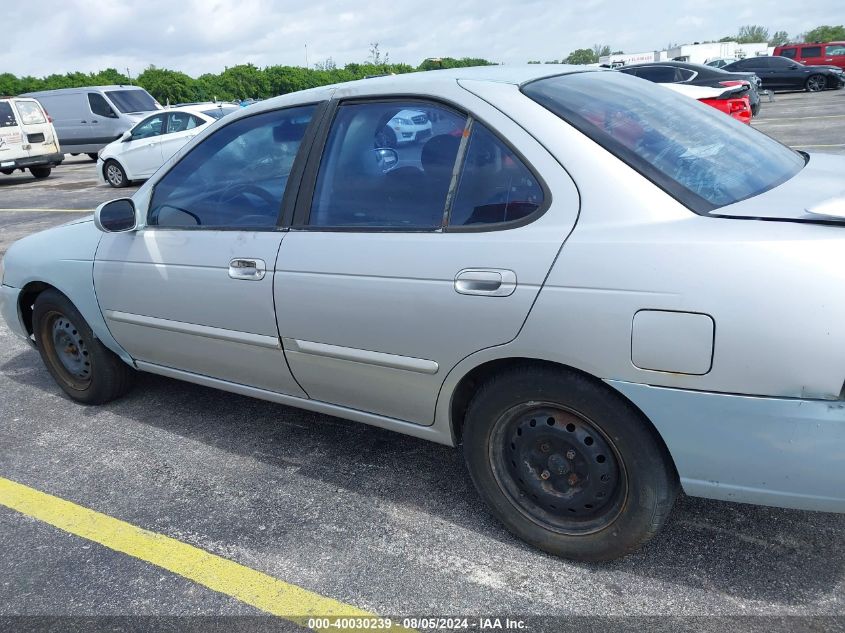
[158, 112, 204, 164]
[12, 99, 60, 156]
[274, 90, 579, 425]
[94, 103, 323, 396]
[824, 43, 845, 70]
[797, 45, 825, 67]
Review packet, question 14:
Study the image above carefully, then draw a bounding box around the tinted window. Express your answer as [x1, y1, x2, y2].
[801, 46, 822, 58]
[105, 89, 159, 114]
[0, 102, 18, 127]
[523, 72, 804, 212]
[88, 93, 115, 117]
[15, 101, 46, 125]
[826, 44, 845, 56]
[450, 123, 544, 226]
[779, 48, 797, 59]
[677, 69, 695, 81]
[132, 114, 165, 139]
[734, 58, 765, 69]
[149, 105, 315, 228]
[310, 102, 467, 228]
[166, 112, 202, 133]
[635, 66, 680, 83]
[769, 57, 794, 68]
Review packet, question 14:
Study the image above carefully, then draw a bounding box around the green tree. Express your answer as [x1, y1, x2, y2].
[592, 44, 611, 59]
[564, 48, 597, 64]
[736, 25, 769, 44]
[217, 64, 269, 100]
[769, 31, 790, 46]
[136, 66, 196, 104]
[718, 36, 734, 42]
[803, 24, 845, 42]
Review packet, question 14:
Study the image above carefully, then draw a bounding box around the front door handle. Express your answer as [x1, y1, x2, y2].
[454, 269, 517, 297]
[229, 258, 266, 281]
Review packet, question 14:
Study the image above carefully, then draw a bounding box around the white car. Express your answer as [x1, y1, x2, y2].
[97, 104, 238, 187]
[0, 97, 63, 179]
[377, 108, 433, 146]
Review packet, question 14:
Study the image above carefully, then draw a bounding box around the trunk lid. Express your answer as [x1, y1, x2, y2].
[711, 152, 845, 222]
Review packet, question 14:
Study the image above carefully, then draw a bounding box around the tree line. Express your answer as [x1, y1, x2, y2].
[0, 57, 494, 104]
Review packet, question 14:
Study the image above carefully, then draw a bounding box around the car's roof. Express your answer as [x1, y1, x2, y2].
[22, 85, 148, 96]
[241, 64, 596, 118]
[167, 103, 237, 116]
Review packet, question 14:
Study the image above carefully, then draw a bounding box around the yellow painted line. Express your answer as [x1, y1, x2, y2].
[0, 208, 90, 213]
[0, 477, 412, 632]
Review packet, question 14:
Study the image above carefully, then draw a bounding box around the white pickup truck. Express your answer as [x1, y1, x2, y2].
[0, 97, 63, 179]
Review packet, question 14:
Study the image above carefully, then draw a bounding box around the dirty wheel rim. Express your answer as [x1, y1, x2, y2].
[808, 76, 825, 92]
[490, 403, 628, 535]
[106, 163, 123, 186]
[44, 311, 92, 390]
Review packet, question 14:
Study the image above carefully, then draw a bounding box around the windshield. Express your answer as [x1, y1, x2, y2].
[522, 71, 804, 212]
[104, 89, 160, 114]
[201, 106, 238, 120]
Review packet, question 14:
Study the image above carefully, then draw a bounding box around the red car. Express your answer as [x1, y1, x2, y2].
[774, 42, 845, 71]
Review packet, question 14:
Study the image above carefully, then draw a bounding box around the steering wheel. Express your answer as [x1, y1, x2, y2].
[214, 182, 278, 209]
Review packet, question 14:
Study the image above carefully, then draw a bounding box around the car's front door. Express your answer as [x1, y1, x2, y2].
[120, 113, 166, 178]
[274, 97, 579, 425]
[94, 104, 320, 396]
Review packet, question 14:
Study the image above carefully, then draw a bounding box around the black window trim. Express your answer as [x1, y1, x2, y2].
[144, 100, 329, 232]
[291, 94, 552, 234]
[87, 91, 116, 119]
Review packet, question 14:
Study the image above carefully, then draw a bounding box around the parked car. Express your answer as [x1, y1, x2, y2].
[375, 108, 433, 146]
[171, 102, 240, 120]
[21, 86, 162, 159]
[97, 105, 235, 187]
[662, 83, 752, 123]
[0, 97, 63, 179]
[3, 66, 844, 562]
[618, 61, 761, 115]
[722, 56, 845, 91]
[774, 41, 845, 71]
[705, 57, 738, 69]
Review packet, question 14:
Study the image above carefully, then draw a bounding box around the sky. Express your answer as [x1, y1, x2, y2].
[2, 0, 841, 77]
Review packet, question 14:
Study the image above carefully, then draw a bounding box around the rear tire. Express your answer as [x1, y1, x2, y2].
[30, 167, 51, 179]
[805, 74, 827, 92]
[104, 159, 128, 188]
[32, 289, 134, 405]
[462, 365, 678, 561]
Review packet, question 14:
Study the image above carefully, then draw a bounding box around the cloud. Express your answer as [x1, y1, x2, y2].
[0, 0, 841, 77]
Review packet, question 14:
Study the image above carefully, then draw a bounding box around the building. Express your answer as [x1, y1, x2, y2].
[599, 41, 769, 68]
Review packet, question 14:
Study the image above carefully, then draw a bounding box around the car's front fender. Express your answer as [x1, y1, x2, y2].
[1, 219, 134, 365]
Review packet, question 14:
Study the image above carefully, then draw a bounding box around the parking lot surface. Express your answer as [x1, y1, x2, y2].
[1, 91, 844, 630]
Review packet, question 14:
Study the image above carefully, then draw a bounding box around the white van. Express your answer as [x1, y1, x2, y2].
[21, 86, 162, 158]
[0, 97, 63, 179]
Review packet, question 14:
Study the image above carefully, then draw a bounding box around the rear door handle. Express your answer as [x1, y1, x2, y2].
[229, 258, 266, 281]
[454, 269, 516, 297]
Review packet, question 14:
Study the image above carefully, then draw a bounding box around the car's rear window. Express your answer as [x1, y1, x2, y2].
[0, 102, 17, 127]
[201, 106, 238, 120]
[522, 71, 805, 213]
[105, 89, 160, 114]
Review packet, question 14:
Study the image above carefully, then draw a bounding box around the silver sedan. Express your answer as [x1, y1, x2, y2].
[2, 65, 844, 561]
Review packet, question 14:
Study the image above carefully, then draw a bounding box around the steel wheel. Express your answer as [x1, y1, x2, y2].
[490, 402, 627, 535]
[43, 311, 92, 391]
[806, 75, 827, 92]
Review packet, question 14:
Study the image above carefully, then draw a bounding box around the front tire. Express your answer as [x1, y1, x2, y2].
[32, 289, 134, 404]
[104, 159, 128, 188]
[806, 74, 827, 92]
[463, 365, 678, 561]
[30, 167, 51, 179]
